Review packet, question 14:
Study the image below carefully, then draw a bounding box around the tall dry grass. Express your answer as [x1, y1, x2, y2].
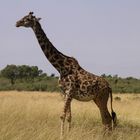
[0, 91, 140, 140]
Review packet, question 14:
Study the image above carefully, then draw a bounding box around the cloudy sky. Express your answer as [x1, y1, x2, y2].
[0, 0, 140, 78]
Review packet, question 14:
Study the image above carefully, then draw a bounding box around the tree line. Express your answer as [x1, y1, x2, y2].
[1, 65, 43, 85]
[0, 65, 57, 91]
[0, 65, 140, 93]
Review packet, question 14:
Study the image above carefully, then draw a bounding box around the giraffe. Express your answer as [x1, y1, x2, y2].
[16, 12, 117, 138]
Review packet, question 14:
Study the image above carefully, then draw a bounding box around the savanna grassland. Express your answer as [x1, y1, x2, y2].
[0, 91, 140, 140]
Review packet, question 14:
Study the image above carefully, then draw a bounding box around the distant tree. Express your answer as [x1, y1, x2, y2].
[1, 65, 44, 84]
[113, 74, 118, 78]
[30, 66, 40, 79]
[1, 65, 18, 85]
[38, 69, 43, 76]
[101, 74, 106, 78]
[17, 65, 41, 81]
[50, 73, 55, 77]
[113, 74, 118, 84]
[107, 75, 112, 78]
[17, 65, 31, 80]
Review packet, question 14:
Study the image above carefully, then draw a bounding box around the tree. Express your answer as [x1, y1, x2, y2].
[17, 65, 40, 81]
[30, 66, 40, 79]
[50, 73, 55, 77]
[17, 65, 32, 80]
[1, 65, 18, 85]
[101, 74, 106, 78]
[1, 64, 45, 84]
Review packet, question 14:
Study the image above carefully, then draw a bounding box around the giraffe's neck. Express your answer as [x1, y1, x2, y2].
[32, 22, 71, 75]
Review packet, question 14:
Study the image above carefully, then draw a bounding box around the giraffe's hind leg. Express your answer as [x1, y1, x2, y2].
[99, 108, 112, 131]
[94, 92, 112, 131]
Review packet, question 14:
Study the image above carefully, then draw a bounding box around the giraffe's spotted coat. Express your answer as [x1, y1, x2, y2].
[16, 12, 117, 138]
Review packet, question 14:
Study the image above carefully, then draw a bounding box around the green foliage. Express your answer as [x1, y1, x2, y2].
[1, 65, 18, 85]
[0, 76, 60, 92]
[1, 65, 43, 84]
[0, 65, 140, 93]
[102, 74, 140, 93]
[0, 65, 60, 92]
[17, 65, 42, 81]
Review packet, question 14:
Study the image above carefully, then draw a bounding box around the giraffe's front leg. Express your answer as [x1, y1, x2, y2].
[60, 95, 72, 138]
[66, 101, 72, 132]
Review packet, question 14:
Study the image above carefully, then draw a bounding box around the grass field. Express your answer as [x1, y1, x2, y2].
[0, 91, 140, 140]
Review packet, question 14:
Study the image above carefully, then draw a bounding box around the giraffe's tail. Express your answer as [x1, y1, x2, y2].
[109, 88, 117, 128]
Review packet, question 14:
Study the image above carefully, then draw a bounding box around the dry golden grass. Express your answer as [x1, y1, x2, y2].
[0, 91, 140, 140]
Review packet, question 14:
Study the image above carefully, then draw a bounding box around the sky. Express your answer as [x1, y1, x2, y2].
[0, 0, 140, 78]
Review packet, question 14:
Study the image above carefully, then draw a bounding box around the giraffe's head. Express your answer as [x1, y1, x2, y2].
[16, 12, 41, 28]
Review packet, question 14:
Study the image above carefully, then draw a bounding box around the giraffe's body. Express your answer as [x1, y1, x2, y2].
[59, 68, 108, 101]
[16, 12, 117, 138]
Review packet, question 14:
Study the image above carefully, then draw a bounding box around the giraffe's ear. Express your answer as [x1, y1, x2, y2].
[37, 18, 41, 21]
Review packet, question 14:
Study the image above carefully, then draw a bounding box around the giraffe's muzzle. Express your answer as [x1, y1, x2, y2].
[16, 22, 21, 27]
